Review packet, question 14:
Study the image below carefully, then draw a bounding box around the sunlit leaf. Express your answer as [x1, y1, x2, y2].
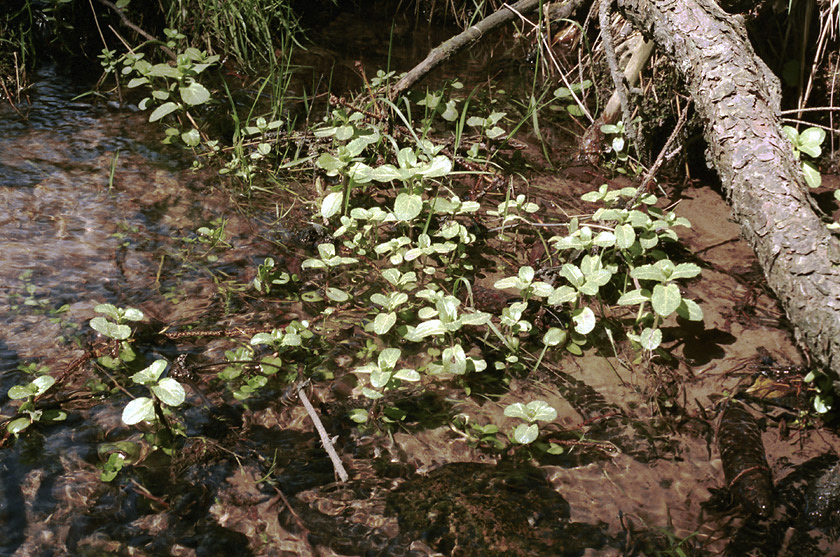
[373, 312, 397, 334]
[572, 307, 596, 335]
[7, 417, 31, 435]
[504, 402, 528, 420]
[370, 369, 392, 389]
[543, 327, 566, 347]
[326, 287, 351, 302]
[90, 317, 131, 340]
[513, 423, 539, 444]
[639, 327, 662, 351]
[676, 298, 704, 321]
[802, 160, 822, 188]
[393, 368, 420, 381]
[31, 375, 55, 396]
[149, 101, 179, 122]
[152, 378, 186, 407]
[651, 283, 681, 317]
[393, 193, 423, 221]
[617, 288, 650, 305]
[378, 347, 402, 370]
[122, 397, 155, 425]
[525, 400, 557, 422]
[122, 308, 145, 321]
[8, 383, 36, 400]
[132, 359, 168, 385]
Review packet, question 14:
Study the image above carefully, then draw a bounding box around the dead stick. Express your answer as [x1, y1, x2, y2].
[389, 0, 582, 99]
[297, 387, 349, 482]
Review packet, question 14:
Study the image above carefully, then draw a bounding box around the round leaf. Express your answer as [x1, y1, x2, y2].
[393, 193, 423, 221]
[373, 312, 397, 335]
[513, 423, 539, 444]
[31, 375, 55, 396]
[543, 327, 567, 347]
[122, 397, 156, 425]
[572, 307, 596, 335]
[7, 417, 31, 435]
[151, 378, 186, 407]
[122, 308, 145, 321]
[131, 359, 168, 385]
[8, 384, 36, 400]
[179, 81, 211, 106]
[640, 327, 663, 351]
[651, 283, 682, 317]
[370, 369, 392, 389]
[526, 401, 558, 422]
[90, 317, 131, 340]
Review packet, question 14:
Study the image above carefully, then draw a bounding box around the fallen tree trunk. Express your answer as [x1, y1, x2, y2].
[615, 0, 840, 373]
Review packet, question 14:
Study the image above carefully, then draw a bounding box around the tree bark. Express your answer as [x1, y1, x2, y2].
[615, 0, 840, 373]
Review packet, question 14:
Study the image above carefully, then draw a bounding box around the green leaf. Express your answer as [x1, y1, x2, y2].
[370, 369, 392, 389]
[393, 193, 424, 221]
[8, 383, 36, 400]
[127, 77, 149, 88]
[90, 317, 131, 340]
[543, 327, 567, 347]
[31, 375, 55, 396]
[504, 402, 528, 420]
[548, 285, 577, 305]
[348, 408, 369, 423]
[418, 155, 452, 178]
[179, 82, 210, 106]
[122, 308, 145, 321]
[371, 164, 403, 182]
[639, 327, 662, 350]
[572, 307, 596, 335]
[325, 287, 351, 302]
[151, 378, 186, 407]
[494, 277, 519, 290]
[181, 128, 201, 147]
[378, 347, 402, 370]
[460, 311, 492, 326]
[411, 319, 446, 339]
[615, 223, 636, 249]
[670, 263, 702, 280]
[7, 417, 31, 435]
[651, 283, 682, 317]
[631, 264, 667, 282]
[676, 298, 704, 321]
[393, 368, 420, 381]
[799, 127, 826, 157]
[94, 303, 122, 320]
[373, 312, 397, 334]
[149, 101, 179, 122]
[525, 400, 557, 422]
[122, 397, 156, 425]
[317, 152, 344, 173]
[131, 359, 168, 385]
[513, 423, 539, 444]
[617, 288, 650, 305]
[561, 264, 585, 287]
[802, 160, 822, 188]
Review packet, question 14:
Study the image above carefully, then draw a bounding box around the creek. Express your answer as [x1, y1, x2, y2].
[1, 8, 840, 556]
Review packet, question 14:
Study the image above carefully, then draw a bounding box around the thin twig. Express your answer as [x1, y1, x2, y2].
[630, 97, 693, 205]
[95, 0, 176, 60]
[297, 385, 349, 482]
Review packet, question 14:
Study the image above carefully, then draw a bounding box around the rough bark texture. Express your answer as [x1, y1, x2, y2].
[615, 0, 840, 373]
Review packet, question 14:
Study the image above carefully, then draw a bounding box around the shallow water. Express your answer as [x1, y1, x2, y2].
[2, 12, 840, 557]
